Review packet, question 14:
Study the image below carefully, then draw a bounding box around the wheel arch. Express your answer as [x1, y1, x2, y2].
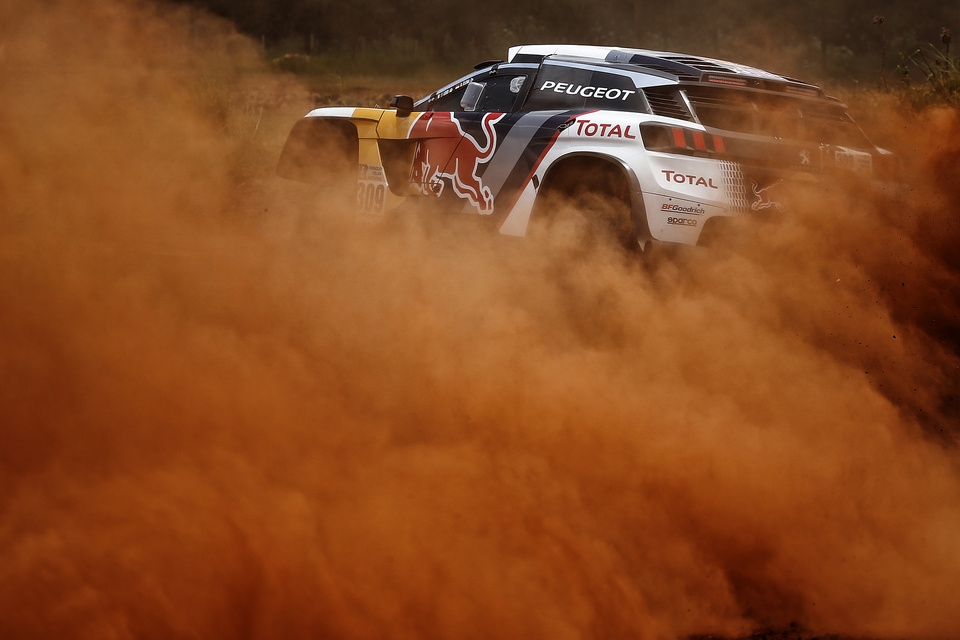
[536, 151, 651, 247]
[276, 117, 359, 184]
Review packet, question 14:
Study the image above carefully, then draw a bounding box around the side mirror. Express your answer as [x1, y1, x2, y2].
[389, 94, 414, 117]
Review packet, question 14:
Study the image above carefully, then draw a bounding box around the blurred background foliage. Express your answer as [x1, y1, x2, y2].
[164, 0, 957, 89]
[145, 0, 960, 194]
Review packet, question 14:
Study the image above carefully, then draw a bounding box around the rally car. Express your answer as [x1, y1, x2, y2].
[277, 44, 895, 250]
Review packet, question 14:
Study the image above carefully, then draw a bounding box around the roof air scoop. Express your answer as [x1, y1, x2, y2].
[605, 50, 633, 63]
[623, 53, 704, 81]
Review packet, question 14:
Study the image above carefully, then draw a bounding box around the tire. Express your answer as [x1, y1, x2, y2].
[277, 119, 359, 209]
[529, 157, 636, 251]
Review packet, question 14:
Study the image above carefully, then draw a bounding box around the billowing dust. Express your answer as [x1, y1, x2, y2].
[2, 2, 960, 639]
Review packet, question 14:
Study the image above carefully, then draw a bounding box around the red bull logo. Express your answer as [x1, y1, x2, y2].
[751, 179, 788, 212]
[409, 112, 504, 214]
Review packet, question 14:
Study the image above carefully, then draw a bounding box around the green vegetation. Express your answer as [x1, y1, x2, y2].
[166, 0, 959, 87]
[897, 32, 960, 108]
[166, 0, 959, 188]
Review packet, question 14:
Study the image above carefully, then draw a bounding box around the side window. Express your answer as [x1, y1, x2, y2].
[523, 63, 647, 112]
[426, 84, 471, 112]
[470, 75, 529, 112]
[424, 74, 529, 112]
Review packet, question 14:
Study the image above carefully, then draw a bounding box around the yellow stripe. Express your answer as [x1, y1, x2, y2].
[376, 111, 426, 139]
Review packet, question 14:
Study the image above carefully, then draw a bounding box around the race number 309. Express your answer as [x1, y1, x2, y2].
[357, 181, 385, 213]
[357, 164, 387, 214]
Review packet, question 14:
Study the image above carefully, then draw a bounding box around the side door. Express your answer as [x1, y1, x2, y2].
[409, 66, 535, 215]
[496, 61, 652, 235]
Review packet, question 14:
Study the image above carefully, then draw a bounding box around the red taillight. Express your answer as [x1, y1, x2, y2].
[691, 130, 706, 150]
[671, 127, 686, 148]
[641, 124, 727, 155]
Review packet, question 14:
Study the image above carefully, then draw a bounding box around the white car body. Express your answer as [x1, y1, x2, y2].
[278, 44, 893, 249]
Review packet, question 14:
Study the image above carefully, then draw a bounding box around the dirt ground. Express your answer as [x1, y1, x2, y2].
[2, 1, 960, 639]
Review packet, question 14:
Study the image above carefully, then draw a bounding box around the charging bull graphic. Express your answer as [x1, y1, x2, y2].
[409, 112, 505, 214]
[751, 179, 788, 212]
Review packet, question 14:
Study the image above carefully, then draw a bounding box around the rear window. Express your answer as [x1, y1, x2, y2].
[522, 62, 648, 112]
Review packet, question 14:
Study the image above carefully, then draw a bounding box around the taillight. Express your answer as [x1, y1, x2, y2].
[640, 124, 727, 155]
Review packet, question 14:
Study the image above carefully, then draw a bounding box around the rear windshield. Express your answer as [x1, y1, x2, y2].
[684, 86, 871, 149]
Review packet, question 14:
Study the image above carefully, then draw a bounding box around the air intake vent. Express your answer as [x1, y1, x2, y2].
[683, 87, 744, 108]
[637, 64, 699, 82]
[643, 87, 694, 121]
[661, 55, 733, 74]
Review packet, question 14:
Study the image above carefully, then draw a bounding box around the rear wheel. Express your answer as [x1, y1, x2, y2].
[276, 119, 359, 210]
[529, 157, 636, 251]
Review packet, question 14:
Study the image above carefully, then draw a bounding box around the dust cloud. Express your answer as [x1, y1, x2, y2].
[3, 1, 960, 639]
